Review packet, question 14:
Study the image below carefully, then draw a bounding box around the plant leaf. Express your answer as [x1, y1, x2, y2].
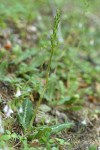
[35, 127, 52, 143]
[28, 122, 73, 144]
[51, 122, 73, 133]
[18, 99, 33, 130]
[0, 135, 11, 141]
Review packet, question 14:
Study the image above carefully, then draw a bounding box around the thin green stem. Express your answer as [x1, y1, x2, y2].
[30, 10, 61, 127]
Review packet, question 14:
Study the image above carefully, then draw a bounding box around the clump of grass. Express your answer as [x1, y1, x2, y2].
[30, 10, 61, 126]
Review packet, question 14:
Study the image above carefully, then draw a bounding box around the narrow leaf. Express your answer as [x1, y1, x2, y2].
[51, 122, 73, 133]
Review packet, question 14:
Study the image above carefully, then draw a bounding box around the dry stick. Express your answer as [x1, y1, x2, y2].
[30, 10, 61, 127]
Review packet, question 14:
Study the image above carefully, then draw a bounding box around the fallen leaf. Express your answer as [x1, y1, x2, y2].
[4, 40, 12, 50]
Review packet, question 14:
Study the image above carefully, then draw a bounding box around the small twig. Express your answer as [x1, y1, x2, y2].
[13, 141, 21, 149]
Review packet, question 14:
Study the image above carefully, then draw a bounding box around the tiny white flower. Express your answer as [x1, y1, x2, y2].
[3, 105, 13, 118]
[89, 39, 94, 45]
[15, 88, 21, 97]
[3, 105, 9, 113]
[81, 119, 87, 125]
[97, 147, 100, 150]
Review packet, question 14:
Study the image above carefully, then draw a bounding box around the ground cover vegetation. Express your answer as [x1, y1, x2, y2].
[0, 0, 100, 149]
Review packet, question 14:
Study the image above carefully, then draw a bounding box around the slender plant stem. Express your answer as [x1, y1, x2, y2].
[30, 10, 61, 127]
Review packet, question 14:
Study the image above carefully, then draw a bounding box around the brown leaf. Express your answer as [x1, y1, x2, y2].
[4, 40, 12, 50]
